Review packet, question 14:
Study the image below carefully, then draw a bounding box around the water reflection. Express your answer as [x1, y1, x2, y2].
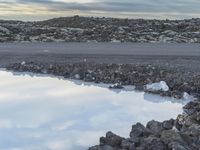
[0, 70, 186, 150]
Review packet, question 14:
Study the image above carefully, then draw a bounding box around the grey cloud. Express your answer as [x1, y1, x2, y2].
[14, 0, 200, 13]
[1, 0, 200, 20]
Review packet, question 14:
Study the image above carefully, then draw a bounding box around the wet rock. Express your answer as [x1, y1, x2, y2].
[181, 102, 200, 126]
[167, 142, 190, 150]
[100, 132, 124, 147]
[130, 123, 152, 138]
[183, 100, 200, 117]
[162, 119, 174, 130]
[181, 124, 200, 148]
[178, 83, 192, 93]
[121, 139, 136, 150]
[171, 90, 182, 99]
[168, 79, 176, 90]
[160, 130, 183, 145]
[175, 114, 188, 131]
[146, 120, 164, 134]
[140, 135, 165, 150]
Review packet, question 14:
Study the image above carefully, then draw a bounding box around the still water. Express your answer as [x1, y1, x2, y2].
[0, 70, 185, 150]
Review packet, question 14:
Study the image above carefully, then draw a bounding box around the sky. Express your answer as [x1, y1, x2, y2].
[0, 0, 200, 21]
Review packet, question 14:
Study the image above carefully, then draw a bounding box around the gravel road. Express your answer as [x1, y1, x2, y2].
[0, 43, 200, 56]
[0, 43, 199, 72]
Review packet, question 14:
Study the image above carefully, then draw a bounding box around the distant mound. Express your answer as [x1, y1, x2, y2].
[1, 16, 200, 43]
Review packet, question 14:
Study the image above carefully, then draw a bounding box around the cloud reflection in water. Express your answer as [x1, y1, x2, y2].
[0, 70, 185, 150]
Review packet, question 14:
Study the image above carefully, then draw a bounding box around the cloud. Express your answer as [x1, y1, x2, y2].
[0, 0, 200, 20]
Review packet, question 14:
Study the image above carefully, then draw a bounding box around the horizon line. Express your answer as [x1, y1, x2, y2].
[1, 15, 200, 22]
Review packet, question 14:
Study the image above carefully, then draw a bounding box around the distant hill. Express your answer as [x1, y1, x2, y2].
[1, 16, 200, 43]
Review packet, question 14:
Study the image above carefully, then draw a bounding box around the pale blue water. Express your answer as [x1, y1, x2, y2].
[0, 70, 185, 150]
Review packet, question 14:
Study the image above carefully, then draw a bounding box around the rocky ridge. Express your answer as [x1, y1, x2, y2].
[1, 16, 200, 43]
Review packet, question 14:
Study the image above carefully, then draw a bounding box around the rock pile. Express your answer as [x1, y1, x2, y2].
[89, 100, 200, 150]
[1, 16, 200, 43]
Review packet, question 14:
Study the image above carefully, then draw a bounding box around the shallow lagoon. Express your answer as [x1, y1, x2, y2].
[0, 70, 186, 150]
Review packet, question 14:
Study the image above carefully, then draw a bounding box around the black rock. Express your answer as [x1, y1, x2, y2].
[130, 123, 152, 138]
[140, 135, 165, 150]
[100, 132, 124, 147]
[160, 130, 183, 145]
[121, 139, 136, 150]
[171, 90, 182, 99]
[162, 119, 174, 130]
[146, 120, 164, 134]
[183, 101, 200, 116]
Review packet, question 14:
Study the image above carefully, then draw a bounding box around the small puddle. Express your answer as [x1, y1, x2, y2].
[0, 70, 187, 150]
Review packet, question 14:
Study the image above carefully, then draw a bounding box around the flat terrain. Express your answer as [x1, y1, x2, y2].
[0, 43, 200, 56]
[0, 43, 200, 71]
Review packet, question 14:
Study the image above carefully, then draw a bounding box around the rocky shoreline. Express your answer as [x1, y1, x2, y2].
[3, 61, 200, 150]
[89, 99, 200, 150]
[4, 61, 200, 99]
